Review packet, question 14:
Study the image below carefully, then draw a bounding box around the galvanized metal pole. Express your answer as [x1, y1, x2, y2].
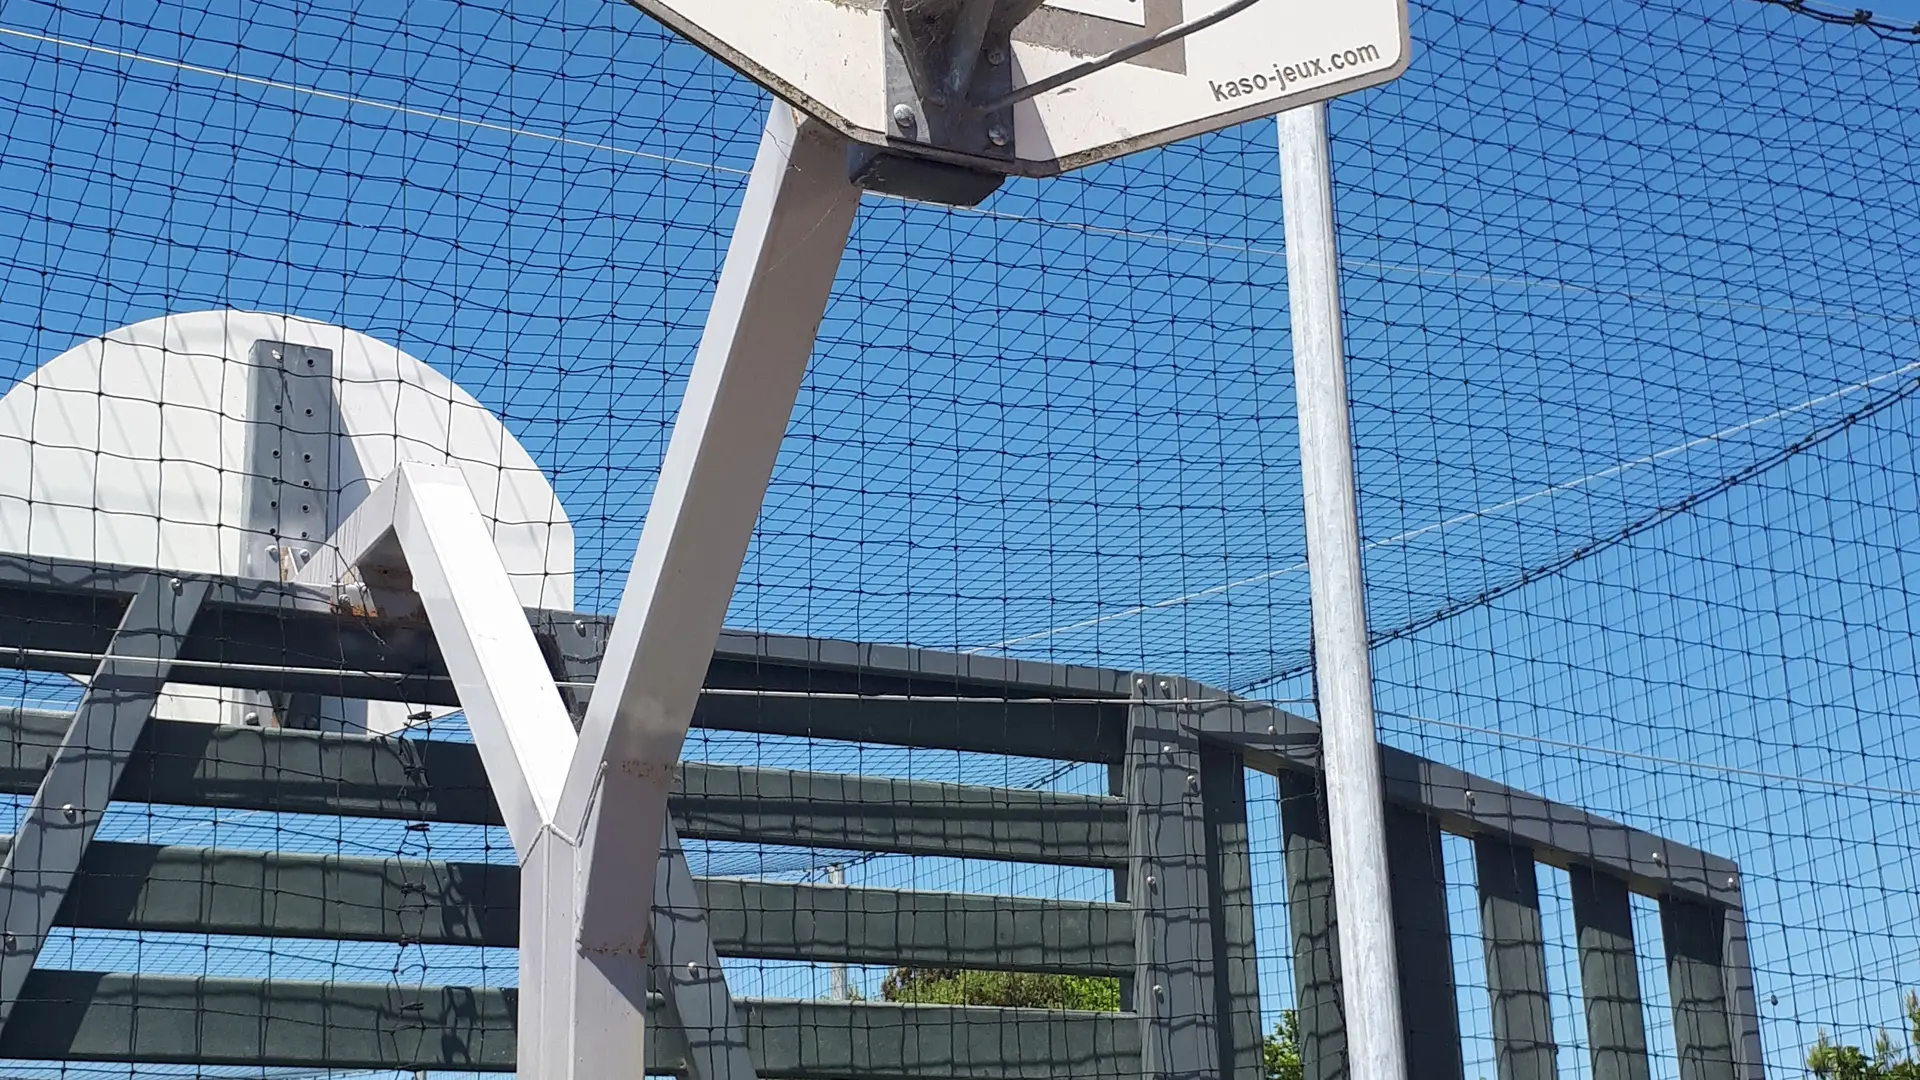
[1277, 101, 1409, 1080]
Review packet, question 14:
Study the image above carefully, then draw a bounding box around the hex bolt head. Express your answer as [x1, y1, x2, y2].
[987, 124, 1009, 147]
[891, 103, 916, 130]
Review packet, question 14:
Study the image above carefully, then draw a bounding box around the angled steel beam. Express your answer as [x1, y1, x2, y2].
[0, 574, 205, 1029]
[653, 822, 756, 1080]
[555, 101, 860, 1080]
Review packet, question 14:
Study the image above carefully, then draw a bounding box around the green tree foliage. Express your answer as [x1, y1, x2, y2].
[878, 969, 1302, 1080]
[1809, 992, 1920, 1080]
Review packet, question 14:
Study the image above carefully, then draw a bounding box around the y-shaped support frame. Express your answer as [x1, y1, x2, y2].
[304, 460, 762, 1080]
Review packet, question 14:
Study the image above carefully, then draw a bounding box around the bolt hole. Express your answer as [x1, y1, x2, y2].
[269, 500, 278, 509]
[271, 449, 280, 458]
[304, 408, 313, 416]
[301, 504, 311, 513]
[302, 453, 311, 462]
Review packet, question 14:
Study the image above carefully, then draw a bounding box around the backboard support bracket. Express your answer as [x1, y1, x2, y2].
[871, 0, 1015, 201]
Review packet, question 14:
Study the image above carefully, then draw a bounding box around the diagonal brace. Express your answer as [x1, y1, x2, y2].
[0, 574, 207, 1028]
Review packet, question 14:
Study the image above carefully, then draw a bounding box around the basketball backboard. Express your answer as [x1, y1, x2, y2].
[626, 0, 1410, 181]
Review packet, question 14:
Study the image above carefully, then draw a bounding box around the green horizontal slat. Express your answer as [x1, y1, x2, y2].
[0, 711, 1126, 866]
[0, 972, 1141, 1079]
[18, 839, 1131, 973]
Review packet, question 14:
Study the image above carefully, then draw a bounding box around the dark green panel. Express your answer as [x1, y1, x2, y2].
[0, 972, 1141, 1079]
[1386, 805, 1463, 1080]
[1569, 865, 1652, 1080]
[0, 713, 1126, 865]
[1662, 898, 1737, 1080]
[1278, 771, 1345, 1080]
[1200, 742, 1264, 1080]
[1475, 838, 1556, 1080]
[20, 839, 1131, 973]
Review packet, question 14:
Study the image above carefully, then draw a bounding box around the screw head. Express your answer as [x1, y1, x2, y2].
[244, 712, 261, 727]
[1725, 874, 1737, 888]
[1160, 744, 1174, 754]
[891, 103, 916, 130]
[987, 124, 1009, 147]
[3, 932, 15, 951]
[687, 961, 701, 975]
[987, 46, 1007, 65]
[1651, 850, 1665, 865]
[1158, 680, 1171, 692]
[60, 803, 76, 821]
[1153, 984, 1165, 996]
[1144, 875, 1156, 887]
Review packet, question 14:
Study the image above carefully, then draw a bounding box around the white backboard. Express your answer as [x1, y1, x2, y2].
[0, 310, 574, 732]
[627, 0, 1411, 175]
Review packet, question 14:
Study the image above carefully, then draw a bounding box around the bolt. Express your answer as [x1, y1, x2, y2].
[987, 46, 1007, 65]
[3, 933, 14, 951]
[244, 712, 261, 727]
[1267, 724, 1277, 735]
[891, 103, 916, 130]
[1160, 744, 1174, 754]
[575, 620, 589, 636]
[1187, 773, 1200, 792]
[170, 576, 183, 594]
[1651, 851, 1665, 865]
[270, 349, 282, 361]
[1136, 678, 1147, 690]
[687, 961, 700, 975]
[297, 549, 311, 562]
[1144, 875, 1156, 888]
[1153, 984, 1165, 996]
[1159, 680, 1171, 693]
[1725, 874, 1737, 888]
[61, 803, 76, 822]
[987, 123, 1009, 147]
[1464, 790, 1477, 807]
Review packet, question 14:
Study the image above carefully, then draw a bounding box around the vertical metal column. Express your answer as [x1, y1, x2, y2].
[1199, 741, 1264, 1080]
[1384, 806, 1463, 1080]
[1569, 866, 1651, 1080]
[1278, 100, 1408, 1080]
[0, 575, 206, 1027]
[1475, 839, 1556, 1080]
[1279, 771, 1347, 1080]
[1721, 900, 1766, 1080]
[1128, 676, 1219, 1080]
[1661, 898, 1737, 1080]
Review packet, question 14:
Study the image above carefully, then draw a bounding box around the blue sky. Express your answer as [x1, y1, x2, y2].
[0, 0, 1917, 1077]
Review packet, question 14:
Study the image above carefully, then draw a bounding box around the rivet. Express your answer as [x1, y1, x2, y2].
[891, 103, 916, 129]
[60, 803, 76, 821]
[987, 124, 1009, 147]
[1267, 724, 1277, 735]
[987, 46, 1007, 65]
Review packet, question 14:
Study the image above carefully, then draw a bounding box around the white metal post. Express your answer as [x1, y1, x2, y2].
[556, 101, 862, 1079]
[1277, 101, 1409, 1080]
